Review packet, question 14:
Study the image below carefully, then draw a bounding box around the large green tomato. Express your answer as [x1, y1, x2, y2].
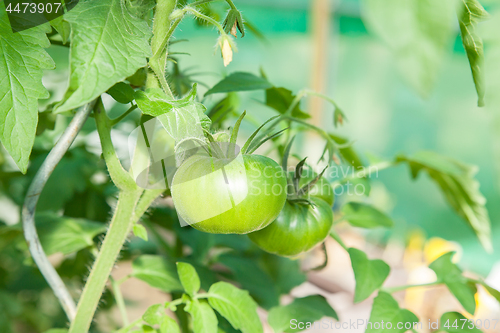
[171, 154, 287, 234]
[248, 196, 333, 257]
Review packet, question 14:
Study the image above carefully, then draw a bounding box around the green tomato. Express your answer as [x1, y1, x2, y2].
[248, 196, 333, 257]
[172, 154, 287, 234]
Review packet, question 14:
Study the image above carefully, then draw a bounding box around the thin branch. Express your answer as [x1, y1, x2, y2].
[22, 100, 97, 321]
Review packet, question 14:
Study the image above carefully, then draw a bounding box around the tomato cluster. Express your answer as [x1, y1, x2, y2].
[171, 115, 334, 256]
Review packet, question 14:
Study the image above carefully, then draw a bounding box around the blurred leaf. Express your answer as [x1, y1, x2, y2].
[143, 303, 165, 325]
[218, 254, 280, 309]
[429, 252, 476, 314]
[205, 72, 273, 96]
[458, 0, 488, 107]
[207, 93, 240, 126]
[266, 87, 310, 119]
[397, 151, 492, 252]
[342, 202, 393, 228]
[43, 330, 68, 333]
[176, 262, 201, 296]
[259, 253, 306, 295]
[126, 0, 156, 19]
[348, 248, 390, 303]
[36, 110, 57, 136]
[208, 282, 263, 333]
[366, 292, 419, 333]
[132, 255, 183, 292]
[186, 299, 218, 333]
[107, 82, 135, 104]
[133, 224, 148, 241]
[36, 214, 106, 256]
[475, 280, 500, 304]
[362, 0, 454, 96]
[329, 134, 364, 168]
[127, 67, 148, 88]
[0, 4, 55, 173]
[55, 0, 151, 112]
[160, 316, 180, 333]
[268, 295, 338, 333]
[440, 312, 482, 333]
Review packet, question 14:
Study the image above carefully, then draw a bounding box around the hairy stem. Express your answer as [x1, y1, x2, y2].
[110, 277, 129, 326]
[69, 189, 143, 333]
[22, 100, 96, 321]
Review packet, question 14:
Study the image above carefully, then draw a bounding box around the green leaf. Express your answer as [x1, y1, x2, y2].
[50, 16, 71, 44]
[265, 87, 310, 119]
[429, 252, 477, 314]
[366, 292, 419, 333]
[329, 134, 364, 168]
[396, 151, 492, 252]
[160, 316, 180, 333]
[36, 214, 106, 255]
[186, 299, 218, 333]
[440, 312, 482, 333]
[342, 202, 393, 228]
[55, 0, 152, 112]
[205, 72, 273, 96]
[208, 282, 263, 333]
[43, 330, 68, 333]
[176, 262, 201, 296]
[458, 0, 488, 107]
[142, 303, 165, 325]
[348, 248, 390, 303]
[133, 224, 148, 241]
[0, 4, 55, 173]
[362, 0, 454, 96]
[268, 295, 338, 333]
[218, 254, 280, 310]
[107, 82, 135, 104]
[132, 255, 183, 292]
[207, 93, 240, 126]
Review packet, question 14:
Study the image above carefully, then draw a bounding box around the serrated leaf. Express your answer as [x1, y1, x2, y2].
[265, 87, 310, 119]
[362, 0, 454, 96]
[176, 262, 201, 296]
[458, 0, 488, 107]
[133, 224, 148, 241]
[55, 0, 152, 112]
[440, 312, 482, 333]
[208, 282, 263, 333]
[429, 252, 477, 314]
[132, 255, 183, 292]
[218, 254, 280, 310]
[186, 299, 218, 333]
[396, 151, 492, 252]
[205, 72, 272, 96]
[0, 4, 55, 173]
[348, 248, 390, 303]
[268, 295, 338, 333]
[366, 292, 419, 333]
[342, 202, 393, 228]
[142, 303, 165, 325]
[107, 82, 135, 104]
[35, 214, 106, 255]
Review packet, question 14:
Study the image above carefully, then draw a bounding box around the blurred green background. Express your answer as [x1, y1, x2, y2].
[164, 0, 500, 275]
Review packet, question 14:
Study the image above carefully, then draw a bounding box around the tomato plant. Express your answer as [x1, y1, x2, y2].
[0, 0, 499, 333]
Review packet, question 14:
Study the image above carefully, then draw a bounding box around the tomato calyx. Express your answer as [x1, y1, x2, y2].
[282, 137, 329, 205]
[202, 111, 288, 159]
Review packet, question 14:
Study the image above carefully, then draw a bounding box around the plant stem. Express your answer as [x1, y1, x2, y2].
[94, 99, 137, 191]
[69, 189, 143, 333]
[148, 0, 178, 96]
[110, 104, 138, 126]
[110, 277, 129, 326]
[383, 281, 440, 294]
[22, 100, 96, 321]
[330, 161, 395, 187]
